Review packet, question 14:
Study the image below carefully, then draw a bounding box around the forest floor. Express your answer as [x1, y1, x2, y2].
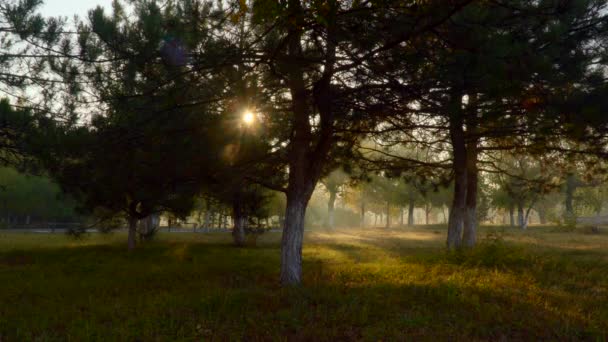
[0, 225, 607, 341]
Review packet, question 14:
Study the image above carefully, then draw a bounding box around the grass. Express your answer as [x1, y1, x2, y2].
[0, 226, 607, 341]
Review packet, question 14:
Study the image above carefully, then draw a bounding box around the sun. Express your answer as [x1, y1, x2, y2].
[243, 111, 255, 125]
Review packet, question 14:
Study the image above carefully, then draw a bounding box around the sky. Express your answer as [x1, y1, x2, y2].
[39, 0, 113, 19]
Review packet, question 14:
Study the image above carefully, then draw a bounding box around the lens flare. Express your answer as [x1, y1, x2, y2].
[243, 111, 255, 124]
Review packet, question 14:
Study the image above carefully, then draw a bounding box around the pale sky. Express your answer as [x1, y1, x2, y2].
[39, 0, 113, 19]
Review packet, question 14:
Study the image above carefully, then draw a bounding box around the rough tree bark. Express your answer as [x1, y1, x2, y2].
[447, 91, 467, 249]
[281, 184, 314, 285]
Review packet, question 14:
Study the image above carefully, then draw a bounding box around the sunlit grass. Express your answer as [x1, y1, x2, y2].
[0, 226, 607, 340]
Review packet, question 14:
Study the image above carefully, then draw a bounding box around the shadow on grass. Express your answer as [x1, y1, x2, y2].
[0, 231, 606, 340]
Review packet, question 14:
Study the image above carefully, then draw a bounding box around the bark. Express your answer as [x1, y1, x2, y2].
[127, 216, 137, 251]
[280, 0, 336, 286]
[509, 205, 515, 227]
[408, 199, 415, 226]
[232, 198, 246, 247]
[462, 140, 478, 247]
[462, 92, 479, 247]
[327, 190, 337, 229]
[281, 190, 311, 286]
[447, 91, 467, 249]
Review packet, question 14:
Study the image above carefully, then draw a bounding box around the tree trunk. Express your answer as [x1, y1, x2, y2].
[462, 142, 478, 247]
[327, 190, 336, 229]
[385, 201, 390, 228]
[517, 203, 525, 229]
[408, 199, 415, 226]
[447, 91, 467, 249]
[127, 216, 137, 251]
[232, 198, 246, 247]
[565, 174, 576, 223]
[425, 204, 430, 225]
[360, 200, 365, 227]
[280, 0, 335, 286]
[281, 189, 312, 286]
[509, 205, 515, 227]
[523, 206, 533, 230]
[400, 207, 404, 227]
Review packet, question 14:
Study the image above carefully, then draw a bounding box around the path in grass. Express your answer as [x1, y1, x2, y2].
[0, 226, 607, 340]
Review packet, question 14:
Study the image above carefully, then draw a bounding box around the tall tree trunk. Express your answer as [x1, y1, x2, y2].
[462, 141, 478, 247]
[281, 187, 313, 285]
[280, 0, 335, 286]
[462, 93, 479, 247]
[327, 190, 337, 229]
[447, 91, 467, 249]
[400, 207, 404, 227]
[128, 216, 137, 251]
[509, 205, 515, 227]
[408, 199, 415, 226]
[232, 197, 246, 247]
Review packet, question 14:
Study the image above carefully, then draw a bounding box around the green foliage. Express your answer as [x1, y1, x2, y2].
[0, 166, 78, 222]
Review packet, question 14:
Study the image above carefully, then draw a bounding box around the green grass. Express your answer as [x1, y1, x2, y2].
[0, 226, 607, 341]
